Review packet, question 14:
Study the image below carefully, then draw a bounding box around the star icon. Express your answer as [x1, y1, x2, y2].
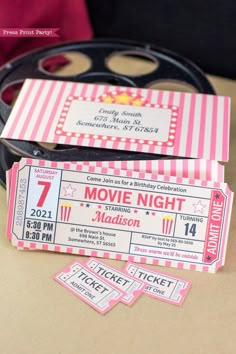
[101, 95, 114, 103]
[193, 200, 206, 214]
[115, 92, 132, 104]
[146, 211, 150, 215]
[134, 209, 138, 213]
[86, 204, 90, 208]
[214, 194, 220, 199]
[98, 205, 102, 209]
[63, 184, 76, 197]
[206, 255, 212, 262]
[131, 98, 143, 106]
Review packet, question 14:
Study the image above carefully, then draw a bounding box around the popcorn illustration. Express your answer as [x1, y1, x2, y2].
[162, 216, 174, 235]
[60, 202, 72, 222]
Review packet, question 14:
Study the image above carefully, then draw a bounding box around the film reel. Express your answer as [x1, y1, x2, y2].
[0, 39, 215, 186]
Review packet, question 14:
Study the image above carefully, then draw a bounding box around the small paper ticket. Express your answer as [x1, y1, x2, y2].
[86, 258, 146, 305]
[124, 262, 191, 306]
[54, 260, 124, 314]
[7, 158, 233, 272]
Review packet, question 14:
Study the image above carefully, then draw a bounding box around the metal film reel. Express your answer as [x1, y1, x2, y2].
[0, 39, 215, 186]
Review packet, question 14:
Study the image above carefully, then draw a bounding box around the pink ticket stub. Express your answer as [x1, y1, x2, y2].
[7, 158, 233, 272]
[124, 262, 191, 306]
[86, 258, 146, 305]
[54, 260, 124, 314]
[1, 79, 230, 161]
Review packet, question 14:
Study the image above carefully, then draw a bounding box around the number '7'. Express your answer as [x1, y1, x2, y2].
[37, 181, 51, 207]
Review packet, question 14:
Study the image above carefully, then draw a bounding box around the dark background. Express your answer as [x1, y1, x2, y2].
[87, 0, 236, 78]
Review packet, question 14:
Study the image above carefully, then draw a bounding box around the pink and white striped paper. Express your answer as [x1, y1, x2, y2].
[0, 79, 230, 161]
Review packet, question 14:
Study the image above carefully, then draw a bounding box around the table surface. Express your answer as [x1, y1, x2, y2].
[0, 73, 235, 354]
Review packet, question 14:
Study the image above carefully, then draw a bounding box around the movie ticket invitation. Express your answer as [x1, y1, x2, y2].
[7, 158, 233, 272]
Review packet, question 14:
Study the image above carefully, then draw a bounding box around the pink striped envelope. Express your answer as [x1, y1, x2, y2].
[0, 79, 230, 161]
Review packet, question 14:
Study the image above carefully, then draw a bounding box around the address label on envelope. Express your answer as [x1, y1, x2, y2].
[7, 158, 233, 272]
[0, 79, 230, 161]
